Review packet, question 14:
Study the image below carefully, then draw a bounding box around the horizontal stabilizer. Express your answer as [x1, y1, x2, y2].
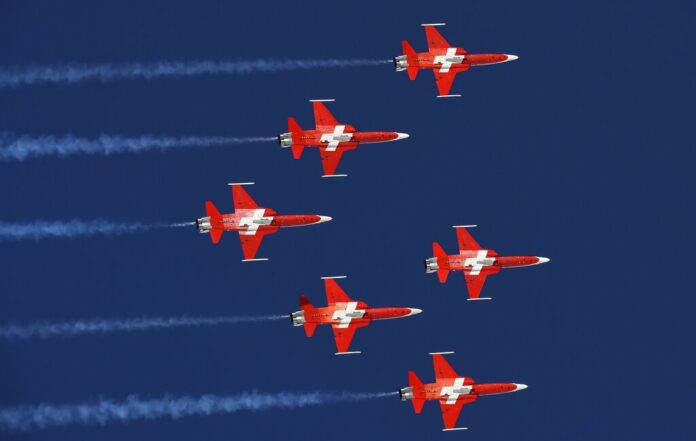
[304, 322, 317, 337]
[242, 258, 269, 262]
[467, 297, 492, 301]
[227, 182, 255, 186]
[442, 428, 468, 432]
[437, 94, 462, 98]
[421, 23, 446, 26]
[429, 351, 455, 355]
[309, 98, 335, 102]
[335, 351, 361, 355]
[321, 275, 347, 280]
[453, 225, 477, 228]
[322, 174, 348, 178]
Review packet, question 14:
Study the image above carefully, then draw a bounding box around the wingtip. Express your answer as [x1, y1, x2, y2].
[227, 182, 255, 186]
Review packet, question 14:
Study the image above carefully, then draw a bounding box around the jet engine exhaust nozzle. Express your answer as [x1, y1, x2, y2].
[196, 216, 212, 233]
[393, 55, 409, 71]
[290, 310, 306, 326]
[424, 257, 439, 273]
[399, 386, 414, 401]
[278, 132, 293, 148]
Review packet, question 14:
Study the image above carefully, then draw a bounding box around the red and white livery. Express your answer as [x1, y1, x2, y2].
[394, 23, 518, 97]
[196, 183, 331, 261]
[399, 352, 527, 431]
[425, 225, 549, 300]
[278, 99, 409, 177]
[290, 276, 422, 355]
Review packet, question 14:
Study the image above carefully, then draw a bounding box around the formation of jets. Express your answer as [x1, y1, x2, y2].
[188, 23, 542, 431]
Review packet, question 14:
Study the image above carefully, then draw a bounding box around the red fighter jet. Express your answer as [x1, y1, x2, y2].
[399, 352, 527, 431]
[394, 23, 518, 97]
[196, 183, 331, 261]
[290, 276, 422, 355]
[278, 99, 409, 177]
[425, 225, 550, 300]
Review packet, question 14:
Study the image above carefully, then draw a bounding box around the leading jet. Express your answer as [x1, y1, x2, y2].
[394, 23, 518, 97]
[425, 225, 550, 300]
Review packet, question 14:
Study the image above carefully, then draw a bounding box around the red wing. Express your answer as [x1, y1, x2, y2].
[320, 143, 357, 176]
[433, 70, 458, 96]
[464, 267, 500, 299]
[324, 278, 352, 305]
[464, 273, 488, 299]
[432, 353, 459, 380]
[331, 324, 358, 353]
[231, 185, 259, 210]
[425, 26, 451, 50]
[313, 101, 339, 128]
[237, 228, 278, 260]
[439, 396, 477, 430]
[455, 227, 481, 251]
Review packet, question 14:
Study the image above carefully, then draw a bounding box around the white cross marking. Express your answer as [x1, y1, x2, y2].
[463, 250, 495, 275]
[320, 125, 353, 152]
[440, 378, 472, 404]
[434, 48, 465, 73]
[332, 302, 366, 328]
[239, 209, 267, 235]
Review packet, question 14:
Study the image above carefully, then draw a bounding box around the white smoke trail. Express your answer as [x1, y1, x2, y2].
[0, 220, 193, 241]
[0, 134, 276, 161]
[0, 315, 288, 341]
[0, 391, 398, 432]
[0, 58, 391, 88]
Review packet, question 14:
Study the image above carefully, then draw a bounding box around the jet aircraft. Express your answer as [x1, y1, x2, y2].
[290, 276, 422, 354]
[196, 183, 331, 261]
[399, 352, 527, 431]
[425, 225, 549, 300]
[394, 23, 518, 97]
[278, 99, 409, 177]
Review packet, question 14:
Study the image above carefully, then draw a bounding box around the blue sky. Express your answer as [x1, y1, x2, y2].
[0, 1, 693, 439]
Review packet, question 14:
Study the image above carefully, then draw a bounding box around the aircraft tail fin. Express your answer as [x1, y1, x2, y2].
[299, 294, 317, 337]
[401, 40, 419, 80]
[408, 370, 426, 413]
[205, 201, 224, 244]
[432, 242, 449, 283]
[287, 117, 305, 159]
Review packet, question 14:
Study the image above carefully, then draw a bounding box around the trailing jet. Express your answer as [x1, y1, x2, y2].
[290, 276, 422, 354]
[278, 99, 409, 177]
[394, 23, 518, 97]
[399, 352, 527, 431]
[196, 182, 331, 261]
[425, 225, 549, 300]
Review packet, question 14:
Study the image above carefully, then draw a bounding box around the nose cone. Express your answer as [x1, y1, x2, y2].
[406, 308, 423, 316]
[395, 132, 410, 141]
[513, 383, 528, 391]
[536, 256, 550, 265]
[505, 54, 519, 62]
[316, 216, 332, 224]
